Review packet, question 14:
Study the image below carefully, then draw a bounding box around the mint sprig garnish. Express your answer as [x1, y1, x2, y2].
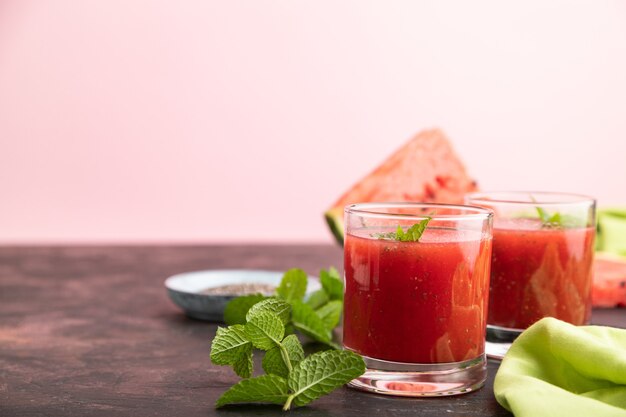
[530, 195, 587, 229]
[535, 206, 586, 229]
[536, 206, 564, 228]
[211, 268, 365, 410]
[373, 217, 431, 241]
[535, 206, 550, 223]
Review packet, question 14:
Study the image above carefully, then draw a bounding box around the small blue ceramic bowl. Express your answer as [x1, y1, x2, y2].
[164, 269, 321, 321]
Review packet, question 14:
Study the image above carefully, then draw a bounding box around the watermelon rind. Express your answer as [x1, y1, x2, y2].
[596, 208, 626, 257]
[324, 207, 344, 246]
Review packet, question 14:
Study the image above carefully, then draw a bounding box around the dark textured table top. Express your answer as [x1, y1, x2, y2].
[1, 245, 624, 417]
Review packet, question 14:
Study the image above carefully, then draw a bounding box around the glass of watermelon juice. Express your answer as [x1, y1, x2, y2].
[465, 192, 596, 348]
[343, 203, 493, 396]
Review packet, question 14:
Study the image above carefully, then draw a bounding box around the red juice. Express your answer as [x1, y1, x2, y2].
[343, 228, 492, 364]
[488, 219, 595, 329]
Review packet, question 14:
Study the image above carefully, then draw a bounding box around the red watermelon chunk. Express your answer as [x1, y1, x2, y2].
[593, 253, 626, 308]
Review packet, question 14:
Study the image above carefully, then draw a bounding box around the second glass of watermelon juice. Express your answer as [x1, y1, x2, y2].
[343, 203, 493, 397]
[465, 192, 596, 346]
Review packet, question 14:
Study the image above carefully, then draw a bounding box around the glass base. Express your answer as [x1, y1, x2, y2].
[485, 324, 522, 360]
[347, 354, 486, 397]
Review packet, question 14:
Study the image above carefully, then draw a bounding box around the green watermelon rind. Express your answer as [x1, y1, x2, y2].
[324, 208, 344, 247]
[596, 208, 626, 257]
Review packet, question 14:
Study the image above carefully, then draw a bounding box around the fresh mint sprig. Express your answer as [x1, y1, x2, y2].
[373, 217, 431, 242]
[535, 206, 585, 229]
[223, 267, 344, 347]
[211, 269, 365, 410]
[530, 195, 587, 229]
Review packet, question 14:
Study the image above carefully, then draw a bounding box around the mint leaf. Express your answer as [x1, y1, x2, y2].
[284, 350, 366, 409]
[546, 212, 562, 227]
[535, 206, 551, 223]
[316, 300, 342, 330]
[245, 311, 285, 351]
[276, 268, 308, 303]
[246, 298, 291, 325]
[210, 325, 254, 378]
[291, 301, 331, 344]
[216, 374, 289, 408]
[373, 218, 431, 242]
[402, 219, 430, 241]
[224, 294, 267, 325]
[210, 325, 250, 365]
[305, 289, 329, 310]
[262, 334, 305, 378]
[232, 344, 253, 378]
[320, 268, 343, 301]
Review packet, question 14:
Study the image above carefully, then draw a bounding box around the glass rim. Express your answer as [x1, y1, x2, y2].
[345, 202, 493, 221]
[466, 191, 596, 206]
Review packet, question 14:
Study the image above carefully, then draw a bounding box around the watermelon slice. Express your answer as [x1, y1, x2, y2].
[593, 252, 626, 308]
[324, 129, 478, 245]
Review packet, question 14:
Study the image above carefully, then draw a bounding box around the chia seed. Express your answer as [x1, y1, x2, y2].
[201, 283, 276, 296]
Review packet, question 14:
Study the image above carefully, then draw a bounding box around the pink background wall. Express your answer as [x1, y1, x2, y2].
[1, 1, 625, 244]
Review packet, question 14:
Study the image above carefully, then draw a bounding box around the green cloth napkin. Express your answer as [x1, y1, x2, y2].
[597, 208, 626, 256]
[494, 318, 626, 417]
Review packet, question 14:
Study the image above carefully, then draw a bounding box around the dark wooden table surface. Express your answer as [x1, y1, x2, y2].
[1, 245, 624, 417]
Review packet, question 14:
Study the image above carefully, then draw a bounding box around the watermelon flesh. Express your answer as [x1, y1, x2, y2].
[593, 253, 626, 308]
[325, 129, 478, 245]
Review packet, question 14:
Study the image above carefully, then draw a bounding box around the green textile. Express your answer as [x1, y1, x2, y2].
[597, 208, 626, 256]
[494, 318, 626, 417]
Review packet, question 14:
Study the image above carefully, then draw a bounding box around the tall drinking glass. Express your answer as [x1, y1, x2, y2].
[343, 203, 493, 396]
[465, 192, 596, 351]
